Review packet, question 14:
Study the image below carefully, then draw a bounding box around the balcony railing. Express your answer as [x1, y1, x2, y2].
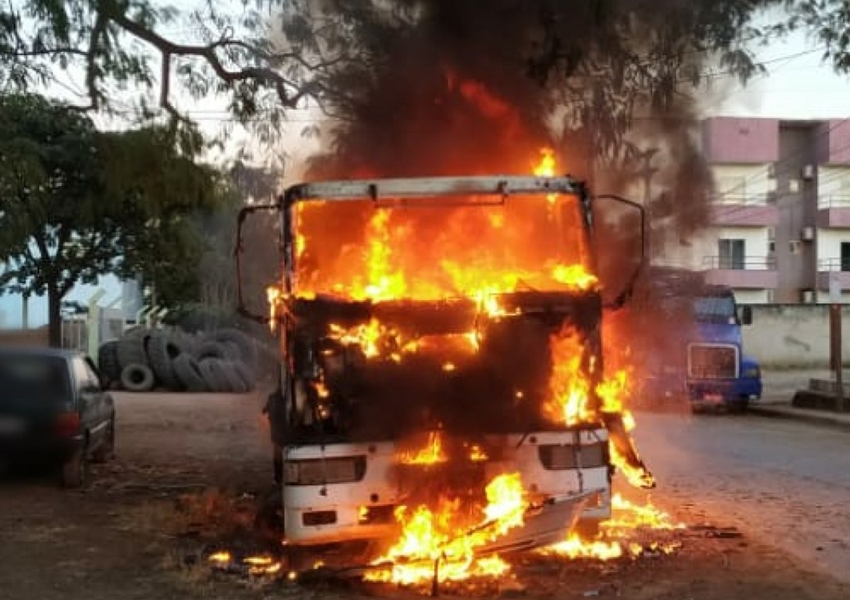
[702, 255, 776, 271]
[818, 194, 850, 209]
[712, 193, 771, 206]
[702, 255, 778, 289]
[817, 258, 850, 272]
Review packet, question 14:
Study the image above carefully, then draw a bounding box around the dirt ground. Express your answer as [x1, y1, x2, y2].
[0, 391, 847, 600]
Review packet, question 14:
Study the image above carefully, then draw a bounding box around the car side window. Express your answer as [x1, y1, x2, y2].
[72, 357, 99, 392]
[83, 358, 104, 391]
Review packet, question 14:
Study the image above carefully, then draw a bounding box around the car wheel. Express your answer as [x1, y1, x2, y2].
[92, 419, 115, 463]
[730, 398, 750, 414]
[61, 447, 90, 488]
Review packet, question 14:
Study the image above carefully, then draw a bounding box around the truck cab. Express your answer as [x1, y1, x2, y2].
[240, 175, 653, 553]
[687, 286, 762, 410]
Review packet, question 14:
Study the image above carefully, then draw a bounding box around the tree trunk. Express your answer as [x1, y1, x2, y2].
[47, 284, 63, 348]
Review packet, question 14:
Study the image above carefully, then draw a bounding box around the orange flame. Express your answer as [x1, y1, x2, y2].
[533, 148, 558, 204]
[290, 146, 591, 305]
[541, 494, 685, 561]
[399, 431, 448, 466]
[366, 473, 527, 584]
[266, 286, 281, 332]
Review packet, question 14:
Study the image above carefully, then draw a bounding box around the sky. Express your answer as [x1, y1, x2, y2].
[711, 29, 850, 119]
[2, 13, 850, 329]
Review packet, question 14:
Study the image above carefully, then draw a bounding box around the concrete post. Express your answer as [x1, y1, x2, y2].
[87, 289, 106, 359]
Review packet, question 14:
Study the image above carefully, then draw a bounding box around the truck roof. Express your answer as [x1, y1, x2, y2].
[282, 175, 587, 204]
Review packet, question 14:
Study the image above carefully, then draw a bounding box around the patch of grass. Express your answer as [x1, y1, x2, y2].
[123, 487, 259, 540]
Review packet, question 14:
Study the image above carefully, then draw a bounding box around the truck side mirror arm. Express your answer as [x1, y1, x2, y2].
[595, 194, 646, 311]
[235, 201, 282, 323]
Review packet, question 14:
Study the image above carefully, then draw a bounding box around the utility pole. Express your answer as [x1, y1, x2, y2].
[829, 271, 843, 410]
[21, 292, 29, 329]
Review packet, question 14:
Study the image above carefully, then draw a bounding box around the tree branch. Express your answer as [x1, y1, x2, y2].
[106, 10, 313, 110]
[85, 10, 109, 111]
[0, 47, 88, 58]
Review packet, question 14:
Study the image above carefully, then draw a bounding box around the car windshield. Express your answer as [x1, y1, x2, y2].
[0, 354, 70, 402]
[693, 295, 737, 324]
[291, 193, 592, 301]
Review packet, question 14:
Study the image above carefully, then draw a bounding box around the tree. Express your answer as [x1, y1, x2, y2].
[786, 0, 850, 72]
[0, 1, 790, 146]
[0, 93, 219, 346]
[0, 0, 344, 136]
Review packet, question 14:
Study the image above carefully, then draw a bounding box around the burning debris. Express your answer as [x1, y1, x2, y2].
[541, 493, 686, 561]
[202, 491, 686, 592]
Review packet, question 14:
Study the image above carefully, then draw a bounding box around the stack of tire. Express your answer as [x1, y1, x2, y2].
[97, 328, 257, 393]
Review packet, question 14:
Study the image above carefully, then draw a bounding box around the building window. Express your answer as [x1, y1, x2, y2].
[718, 239, 745, 270]
[841, 242, 850, 272]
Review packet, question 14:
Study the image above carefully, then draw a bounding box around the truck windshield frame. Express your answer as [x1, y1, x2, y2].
[279, 176, 595, 299]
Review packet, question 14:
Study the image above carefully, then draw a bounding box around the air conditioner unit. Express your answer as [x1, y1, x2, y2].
[801, 226, 815, 241]
[802, 164, 815, 180]
[801, 289, 816, 304]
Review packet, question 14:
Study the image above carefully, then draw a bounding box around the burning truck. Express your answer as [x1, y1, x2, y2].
[237, 167, 655, 581]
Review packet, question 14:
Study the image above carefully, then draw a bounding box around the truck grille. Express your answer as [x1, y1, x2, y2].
[688, 344, 738, 379]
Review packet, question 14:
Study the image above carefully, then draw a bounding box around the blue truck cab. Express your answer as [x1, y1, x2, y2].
[687, 286, 762, 410]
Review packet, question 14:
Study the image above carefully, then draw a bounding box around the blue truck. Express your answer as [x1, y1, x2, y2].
[641, 268, 762, 411]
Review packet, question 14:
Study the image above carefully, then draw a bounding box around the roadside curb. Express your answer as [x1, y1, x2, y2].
[749, 404, 850, 432]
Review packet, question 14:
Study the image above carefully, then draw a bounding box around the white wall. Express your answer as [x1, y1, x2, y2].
[743, 304, 850, 367]
[818, 166, 850, 206]
[815, 290, 850, 304]
[735, 290, 771, 304]
[711, 164, 776, 204]
[816, 229, 850, 265]
[713, 226, 771, 259]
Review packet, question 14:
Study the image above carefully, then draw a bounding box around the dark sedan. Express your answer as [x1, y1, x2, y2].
[0, 347, 116, 487]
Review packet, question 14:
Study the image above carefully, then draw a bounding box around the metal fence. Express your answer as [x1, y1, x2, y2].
[701, 255, 776, 271]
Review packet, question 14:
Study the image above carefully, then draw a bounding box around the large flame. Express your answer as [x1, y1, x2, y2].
[541, 493, 685, 560]
[291, 147, 592, 304]
[366, 472, 527, 584]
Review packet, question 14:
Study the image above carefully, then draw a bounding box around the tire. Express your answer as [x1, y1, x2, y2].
[194, 341, 228, 362]
[232, 360, 255, 391]
[730, 398, 750, 414]
[173, 353, 208, 392]
[212, 329, 257, 369]
[61, 446, 90, 488]
[120, 364, 155, 392]
[198, 358, 227, 392]
[92, 418, 115, 463]
[117, 328, 150, 370]
[221, 341, 242, 361]
[146, 331, 182, 390]
[219, 360, 249, 393]
[98, 341, 121, 383]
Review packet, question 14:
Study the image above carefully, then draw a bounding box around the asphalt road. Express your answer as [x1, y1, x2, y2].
[634, 410, 850, 584]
